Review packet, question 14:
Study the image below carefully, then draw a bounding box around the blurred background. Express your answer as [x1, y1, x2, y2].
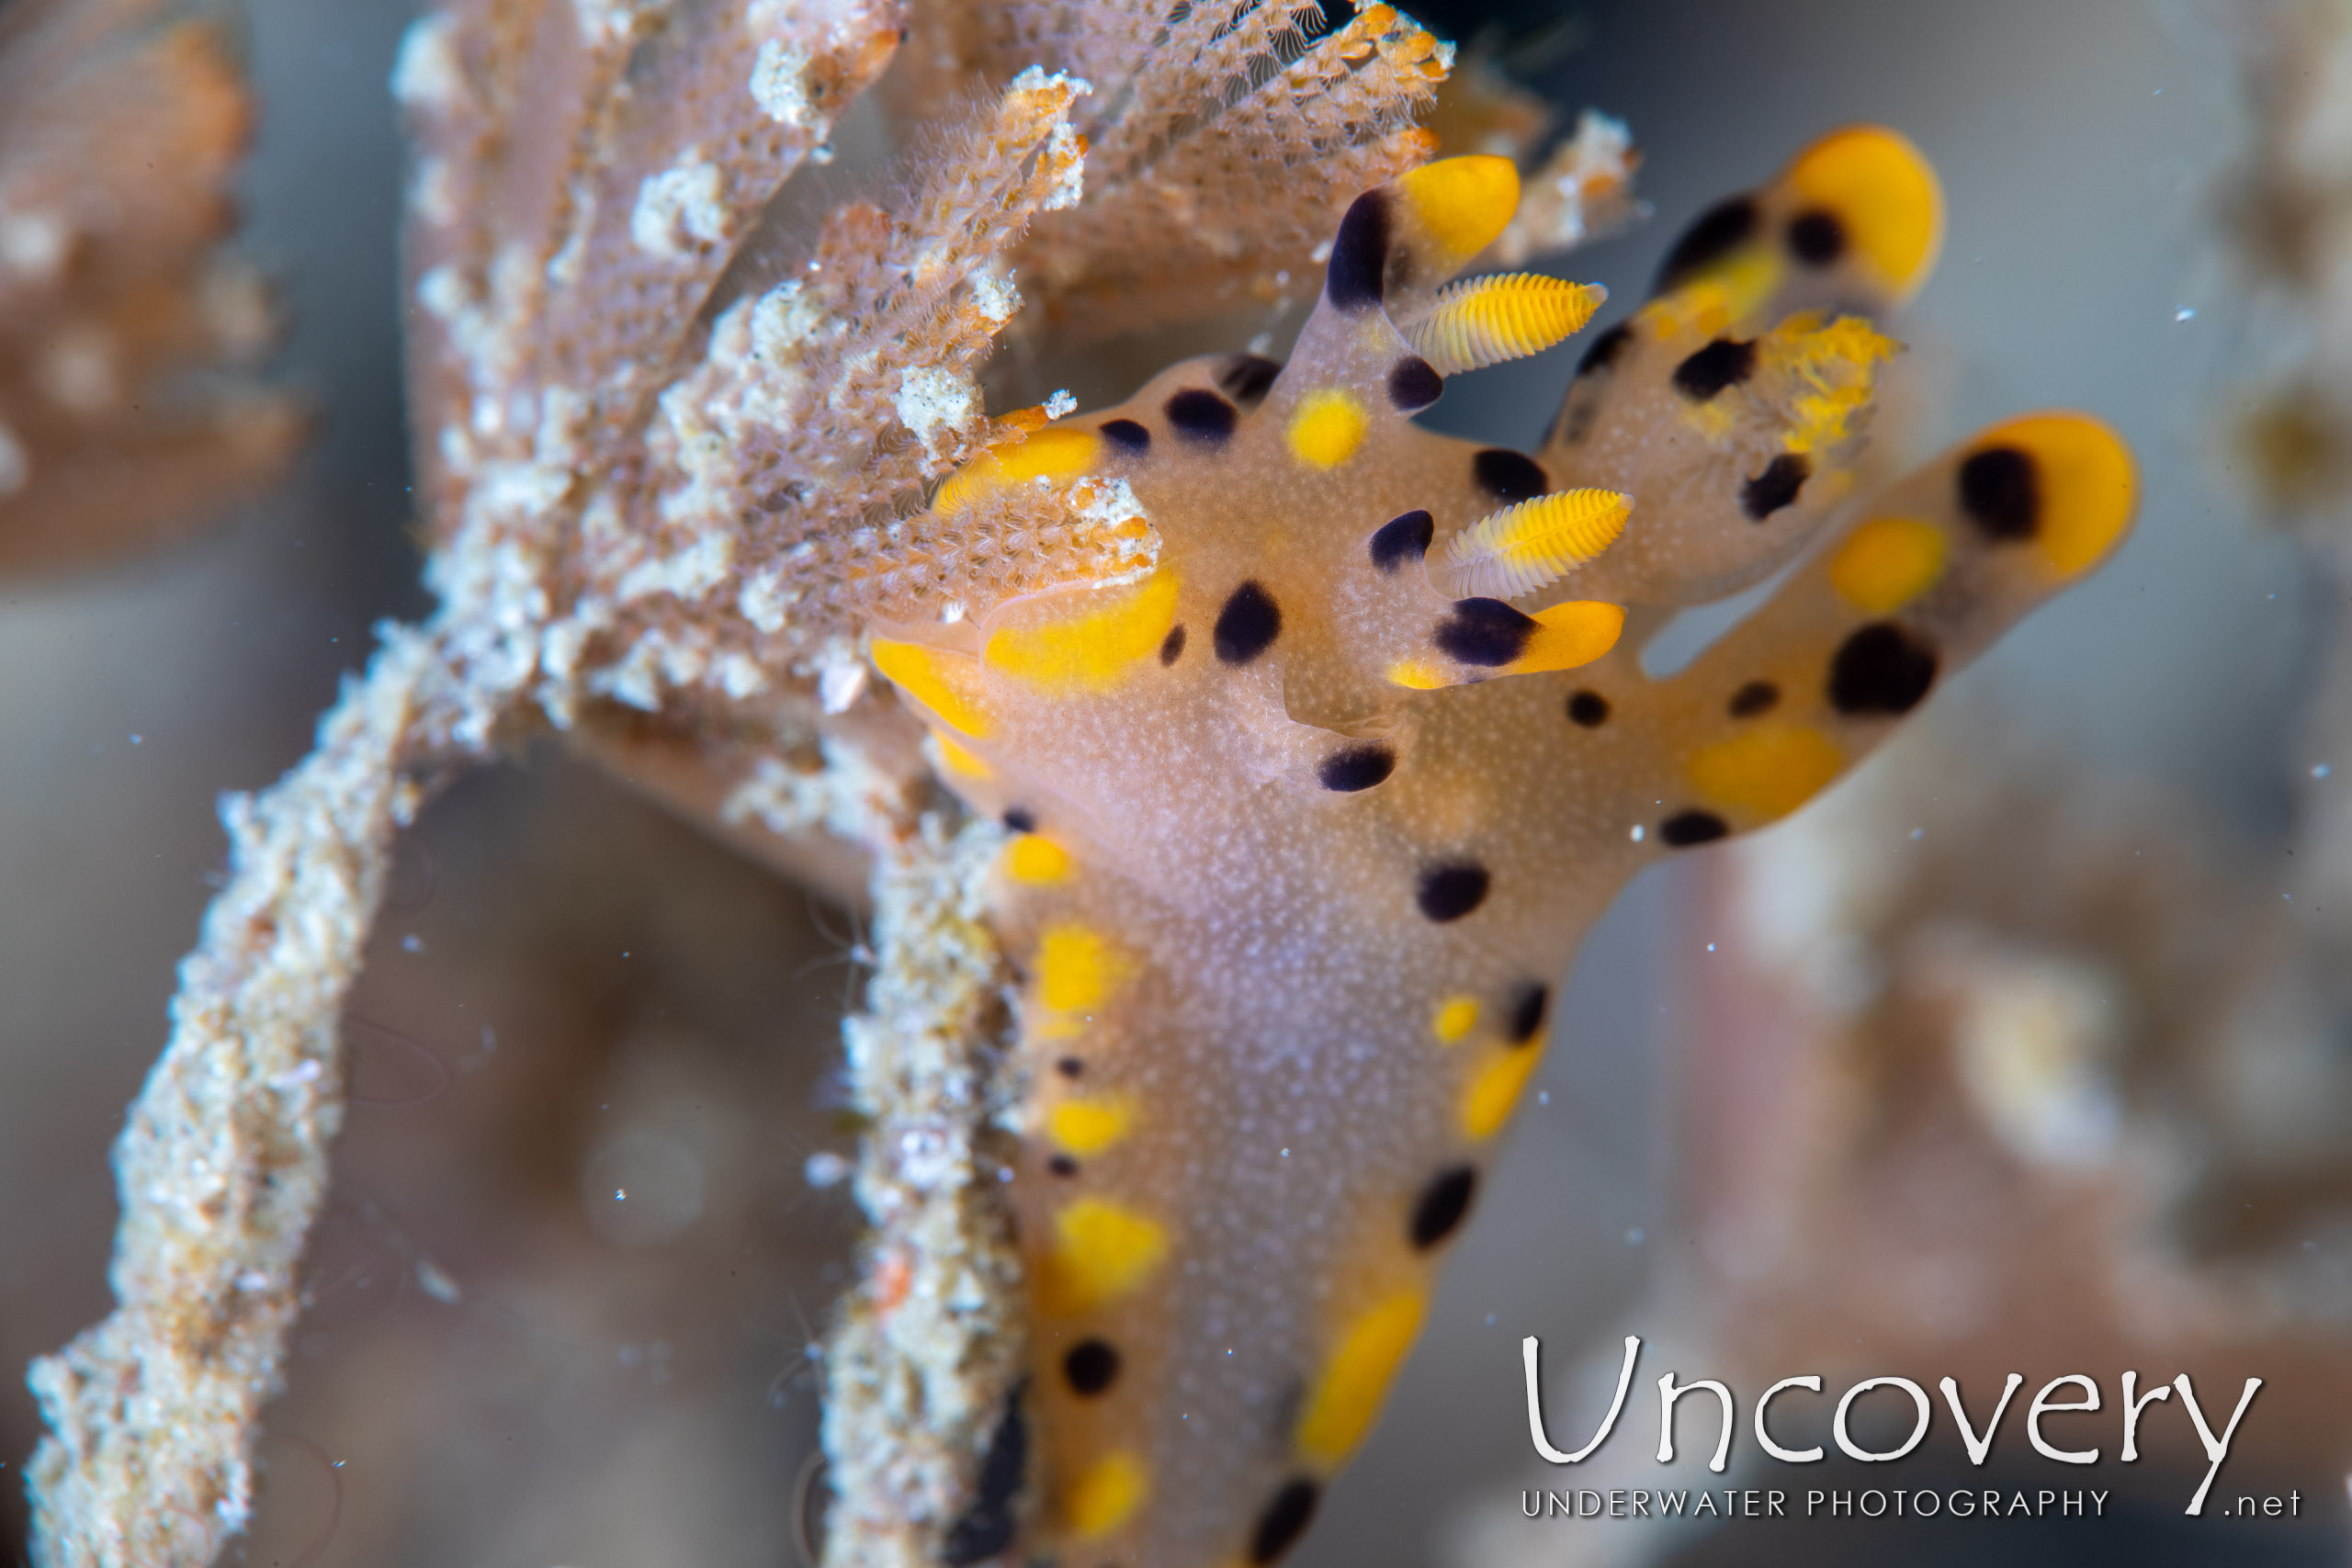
[4, 0, 2347, 1563]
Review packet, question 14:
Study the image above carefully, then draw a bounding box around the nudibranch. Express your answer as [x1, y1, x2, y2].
[871, 129, 2135, 1565]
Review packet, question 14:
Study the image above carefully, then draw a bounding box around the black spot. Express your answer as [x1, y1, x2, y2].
[1740, 453, 1811, 520]
[943, 1390, 1026, 1565]
[1827, 621, 1939, 716]
[1576, 321, 1634, 378]
[1063, 1338, 1121, 1396]
[1326, 190, 1392, 310]
[1787, 208, 1847, 266]
[1387, 355, 1444, 412]
[1317, 743, 1396, 792]
[1670, 337, 1758, 401]
[1214, 581, 1283, 665]
[1507, 982, 1549, 1043]
[1216, 355, 1281, 406]
[1165, 389, 1238, 442]
[1566, 689, 1611, 728]
[1056, 1055, 1084, 1078]
[1655, 195, 1761, 295]
[1417, 862, 1491, 922]
[1727, 680, 1780, 717]
[1368, 509, 1434, 572]
[1409, 1166, 1479, 1250]
[1002, 807, 1037, 834]
[1660, 810, 1729, 847]
[1217, 354, 1283, 407]
[1473, 447, 1550, 502]
[1435, 598, 1538, 667]
[1159, 624, 1187, 666]
[1250, 1479, 1322, 1564]
[1047, 1154, 1080, 1177]
[1099, 418, 1150, 454]
[1957, 445, 2039, 540]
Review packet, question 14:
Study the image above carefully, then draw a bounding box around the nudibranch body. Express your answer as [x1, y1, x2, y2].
[872, 130, 2136, 1566]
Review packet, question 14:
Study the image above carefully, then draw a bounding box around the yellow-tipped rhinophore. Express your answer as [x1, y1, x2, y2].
[1963, 412, 2137, 578]
[1392, 154, 1521, 276]
[1409, 274, 1607, 376]
[1440, 487, 1632, 600]
[1785, 125, 1944, 304]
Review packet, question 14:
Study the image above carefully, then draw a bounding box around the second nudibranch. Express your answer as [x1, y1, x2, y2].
[870, 130, 2136, 1567]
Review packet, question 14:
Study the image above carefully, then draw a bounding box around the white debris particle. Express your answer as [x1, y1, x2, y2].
[1042, 120, 1087, 210]
[415, 1260, 461, 1303]
[895, 366, 978, 462]
[573, 0, 667, 48]
[546, 182, 597, 286]
[617, 532, 734, 604]
[0, 204, 68, 283]
[967, 271, 1019, 326]
[717, 652, 768, 701]
[820, 655, 868, 715]
[1044, 389, 1077, 420]
[415, 265, 466, 321]
[266, 1059, 322, 1091]
[750, 39, 812, 124]
[805, 1151, 853, 1188]
[751, 280, 828, 359]
[739, 569, 790, 635]
[631, 156, 728, 257]
[1063, 476, 1159, 580]
[589, 640, 664, 712]
[389, 13, 464, 112]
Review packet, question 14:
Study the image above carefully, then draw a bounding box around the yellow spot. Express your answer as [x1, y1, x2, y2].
[1411, 274, 1607, 376]
[1286, 389, 1371, 469]
[1395, 155, 1520, 268]
[1047, 1097, 1134, 1156]
[1003, 834, 1072, 885]
[1973, 412, 2139, 577]
[1442, 489, 1631, 600]
[1431, 995, 1480, 1044]
[1829, 516, 1946, 613]
[1065, 1450, 1149, 1540]
[1386, 658, 1451, 690]
[1639, 247, 1778, 334]
[871, 638, 993, 738]
[932, 425, 1101, 516]
[932, 731, 994, 781]
[1509, 601, 1625, 675]
[1033, 922, 1125, 1035]
[1297, 1291, 1430, 1467]
[1462, 1042, 1545, 1140]
[1785, 126, 1944, 302]
[985, 570, 1181, 694]
[1037, 1199, 1168, 1314]
[1687, 725, 1845, 821]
